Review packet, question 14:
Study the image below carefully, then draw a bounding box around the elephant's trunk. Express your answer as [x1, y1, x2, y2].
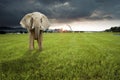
[34, 27, 40, 40]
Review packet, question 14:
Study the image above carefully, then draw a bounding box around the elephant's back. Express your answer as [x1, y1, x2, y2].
[32, 12, 44, 18]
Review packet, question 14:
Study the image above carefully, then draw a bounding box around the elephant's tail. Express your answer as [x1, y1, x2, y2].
[34, 27, 40, 40]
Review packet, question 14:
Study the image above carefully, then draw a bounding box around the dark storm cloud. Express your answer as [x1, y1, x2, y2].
[0, 0, 120, 26]
[92, 0, 120, 19]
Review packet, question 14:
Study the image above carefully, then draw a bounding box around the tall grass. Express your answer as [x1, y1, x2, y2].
[0, 33, 120, 80]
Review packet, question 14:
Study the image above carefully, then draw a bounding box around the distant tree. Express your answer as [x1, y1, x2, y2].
[80, 31, 84, 33]
[105, 29, 111, 32]
[20, 31, 23, 34]
[105, 26, 120, 32]
[0, 31, 6, 34]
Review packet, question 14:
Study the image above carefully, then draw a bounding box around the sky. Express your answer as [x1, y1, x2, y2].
[0, 0, 120, 31]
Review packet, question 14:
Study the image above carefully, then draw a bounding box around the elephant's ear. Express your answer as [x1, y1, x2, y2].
[20, 14, 33, 30]
[40, 15, 50, 30]
[20, 16, 27, 28]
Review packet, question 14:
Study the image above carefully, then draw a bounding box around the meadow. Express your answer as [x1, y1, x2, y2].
[0, 32, 120, 80]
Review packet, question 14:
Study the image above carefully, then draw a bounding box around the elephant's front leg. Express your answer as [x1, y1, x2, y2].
[37, 30, 43, 50]
[29, 30, 35, 50]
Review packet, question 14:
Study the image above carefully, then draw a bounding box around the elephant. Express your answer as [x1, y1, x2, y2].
[20, 12, 50, 50]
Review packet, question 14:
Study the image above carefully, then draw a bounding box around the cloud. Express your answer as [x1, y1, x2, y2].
[0, 0, 120, 26]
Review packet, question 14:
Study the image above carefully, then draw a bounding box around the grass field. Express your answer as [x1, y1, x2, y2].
[0, 32, 120, 80]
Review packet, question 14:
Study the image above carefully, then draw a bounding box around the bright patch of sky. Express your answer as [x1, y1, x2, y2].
[50, 20, 120, 31]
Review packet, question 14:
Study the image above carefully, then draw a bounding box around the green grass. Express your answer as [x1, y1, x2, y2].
[0, 32, 120, 80]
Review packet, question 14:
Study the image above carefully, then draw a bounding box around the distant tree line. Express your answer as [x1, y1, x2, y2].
[105, 26, 120, 32]
[0, 26, 28, 34]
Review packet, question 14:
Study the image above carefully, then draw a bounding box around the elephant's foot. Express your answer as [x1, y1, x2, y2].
[38, 48, 42, 51]
[29, 46, 34, 50]
[29, 40, 34, 50]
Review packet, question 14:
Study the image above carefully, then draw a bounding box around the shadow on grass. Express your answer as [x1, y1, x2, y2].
[1, 50, 43, 79]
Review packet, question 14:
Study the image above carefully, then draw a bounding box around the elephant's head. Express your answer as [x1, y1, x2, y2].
[20, 12, 50, 31]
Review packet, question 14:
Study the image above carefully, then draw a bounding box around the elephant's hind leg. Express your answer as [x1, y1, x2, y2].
[29, 30, 35, 50]
[37, 30, 43, 50]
